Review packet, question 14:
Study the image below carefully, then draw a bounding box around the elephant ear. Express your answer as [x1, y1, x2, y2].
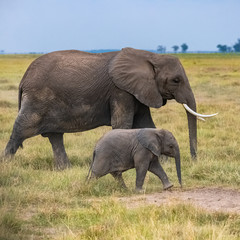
[137, 129, 162, 157]
[109, 48, 163, 108]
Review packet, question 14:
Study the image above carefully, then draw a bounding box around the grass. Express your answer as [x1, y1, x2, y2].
[0, 53, 240, 239]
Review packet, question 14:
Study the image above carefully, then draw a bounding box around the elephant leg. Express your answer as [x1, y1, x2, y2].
[4, 137, 23, 158]
[47, 133, 71, 170]
[4, 112, 40, 158]
[4, 130, 23, 158]
[111, 172, 127, 189]
[148, 158, 173, 190]
[133, 104, 155, 128]
[135, 165, 149, 192]
[133, 147, 151, 191]
[110, 89, 135, 129]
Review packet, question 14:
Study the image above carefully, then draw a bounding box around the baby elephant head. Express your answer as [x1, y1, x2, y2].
[137, 129, 182, 186]
[161, 130, 180, 158]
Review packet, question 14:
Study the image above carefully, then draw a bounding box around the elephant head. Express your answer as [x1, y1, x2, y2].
[137, 128, 181, 186]
[109, 48, 217, 159]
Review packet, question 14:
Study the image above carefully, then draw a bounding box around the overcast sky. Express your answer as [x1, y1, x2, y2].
[0, 0, 239, 53]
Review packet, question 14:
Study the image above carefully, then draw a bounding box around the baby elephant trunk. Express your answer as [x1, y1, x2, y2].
[174, 147, 182, 187]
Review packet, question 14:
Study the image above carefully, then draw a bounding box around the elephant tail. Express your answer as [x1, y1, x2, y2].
[18, 86, 22, 111]
[17, 86, 23, 149]
[86, 150, 96, 182]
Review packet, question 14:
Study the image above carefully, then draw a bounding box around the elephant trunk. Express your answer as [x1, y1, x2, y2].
[175, 146, 182, 186]
[186, 92, 197, 159]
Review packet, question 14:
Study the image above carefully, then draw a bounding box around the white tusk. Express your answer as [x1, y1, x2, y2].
[197, 117, 206, 122]
[183, 104, 218, 118]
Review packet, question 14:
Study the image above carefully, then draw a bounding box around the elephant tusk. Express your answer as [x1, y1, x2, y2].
[197, 116, 206, 122]
[183, 104, 218, 120]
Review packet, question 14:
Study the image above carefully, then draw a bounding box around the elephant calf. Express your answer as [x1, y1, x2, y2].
[87, 128, 182, 191]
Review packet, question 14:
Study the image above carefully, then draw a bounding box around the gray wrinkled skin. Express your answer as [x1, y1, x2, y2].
[4, 48, 196, 169]
[88, 129, 181, 191]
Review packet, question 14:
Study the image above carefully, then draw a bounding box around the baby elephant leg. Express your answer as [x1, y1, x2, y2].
[135, 165, 149, 192]
[134, 148, 151, 192]
[111, 172, 127, 189]
[148, 158, 173, 190]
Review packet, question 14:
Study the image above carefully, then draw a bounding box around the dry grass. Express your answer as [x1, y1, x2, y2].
[0, 53, 240, 239]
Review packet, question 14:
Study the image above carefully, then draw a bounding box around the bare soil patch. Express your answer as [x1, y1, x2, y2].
[119, 188, 240, 214]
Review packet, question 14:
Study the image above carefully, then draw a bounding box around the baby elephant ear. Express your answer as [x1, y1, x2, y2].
[137, 129, 162, 157]
[109, 48, 163, 108]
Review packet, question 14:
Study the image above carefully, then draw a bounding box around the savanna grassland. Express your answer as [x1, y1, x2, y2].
[0, 53, 240, 240]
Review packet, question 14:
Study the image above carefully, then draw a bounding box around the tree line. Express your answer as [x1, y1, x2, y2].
[1, 39, 240, 54]
[217, 38, 240, 53]
[157, 38, 240, 54]
[157, 43, 188, 53]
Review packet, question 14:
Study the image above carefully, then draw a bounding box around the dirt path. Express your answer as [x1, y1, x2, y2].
[118, 188, 240, 214]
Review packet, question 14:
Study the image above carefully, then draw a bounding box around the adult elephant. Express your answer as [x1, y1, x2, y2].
[4, 48, 217, 169]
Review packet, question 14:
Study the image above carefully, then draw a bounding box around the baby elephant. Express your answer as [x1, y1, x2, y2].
[87, 128, 182, 191]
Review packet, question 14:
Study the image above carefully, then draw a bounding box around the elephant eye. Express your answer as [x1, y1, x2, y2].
[173, 78, 180, 84]
[169, 144, 174, 149]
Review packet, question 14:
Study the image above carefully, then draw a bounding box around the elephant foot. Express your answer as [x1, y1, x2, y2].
[135, 187, 145, 194]
[4, 138, 22, 158]
[163, 182, 173, 190]
[54, 155, 72, 171]
[111, 172, 128, 189]
[54, 158, 71, 171]
[1, 151, 12, 162]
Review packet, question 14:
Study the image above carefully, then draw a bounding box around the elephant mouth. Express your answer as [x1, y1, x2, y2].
[162, 92, 174, 100]
[183, 104, 218, 121]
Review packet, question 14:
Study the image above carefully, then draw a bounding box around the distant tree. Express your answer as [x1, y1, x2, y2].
[0, 50, 4, 54]
[157, 45, 166, 53]
[181, 43, 188, 53]
[217, 44, 228, 53]
[172, 45, 179, 53]
[227, 46, 232, 53]
[233, 39, 240, 52]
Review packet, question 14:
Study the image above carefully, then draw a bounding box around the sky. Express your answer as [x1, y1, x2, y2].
[0, 0, 240, 53]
